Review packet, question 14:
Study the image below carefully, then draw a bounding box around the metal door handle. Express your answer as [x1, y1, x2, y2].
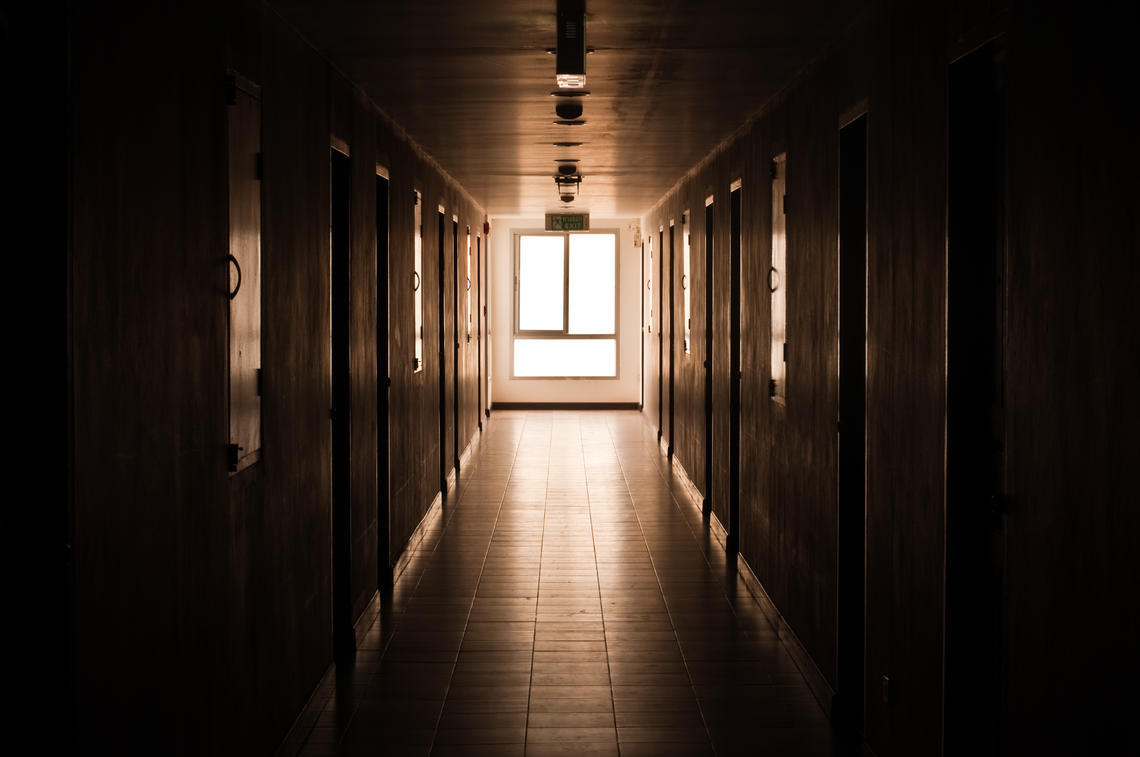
[227, 255, 242, 300]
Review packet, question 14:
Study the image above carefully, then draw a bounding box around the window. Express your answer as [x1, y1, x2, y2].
[647, 233, 653, 333]
[413, 190, 424, 372]
[465, 228, 472, 341]
[226, 72, 262, 473]
[514, 231, 617, 377]
[682, 211, 691, 354]
[770, 154, 787, 402]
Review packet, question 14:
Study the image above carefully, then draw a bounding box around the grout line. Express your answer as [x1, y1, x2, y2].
[297, 442, 495, 755]
[582, 413, 622, 753]
[522, 410, 552, 754]
[604, 412, 720, 757]
[424, 418, 525, 756]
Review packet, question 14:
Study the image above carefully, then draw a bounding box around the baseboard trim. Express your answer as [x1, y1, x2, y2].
[459, 432, 478, 469]
[279, 423, 491, 757]
[491, 401, 640, 410]
[391, 489, 443, 587]
[273, 665, 335, 757]
[353, 590, 381, 647]
[708, 508, 729, 550]
[670, 454, 701, 501]
[647, 413, 836, 723]
[734, 554, 835, 718]
[391, 424, 485, 584]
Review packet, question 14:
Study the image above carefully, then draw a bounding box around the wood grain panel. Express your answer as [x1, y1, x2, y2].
[70, 5, 228, 750]
[642, 4, 870, 735]
[70, 3, 487, 753]
[1000, 6, 1139, 754]
[346, 83, 380, 622]
[864, 2, 947, 752]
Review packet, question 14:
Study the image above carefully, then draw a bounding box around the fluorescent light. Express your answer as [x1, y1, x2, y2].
[556, 73, 587, 88]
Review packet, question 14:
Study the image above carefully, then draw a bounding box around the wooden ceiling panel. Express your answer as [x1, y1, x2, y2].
[272, 0, 864, 217]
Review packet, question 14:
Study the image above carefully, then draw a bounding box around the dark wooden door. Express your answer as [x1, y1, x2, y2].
[946, 38, 1007, 755]
[704, 202, 714, 516]
[658, 229, 665, 441]
[728, 185, 742, 552]
[837, 112, 867, 735]
[668, 224, 676, 458]
[437, 210, 448, 496]
[376, 172, 391, 588]
[452, 219, 460, 473]
[330, 147, 354, 663]
[477, 234, 483, 429]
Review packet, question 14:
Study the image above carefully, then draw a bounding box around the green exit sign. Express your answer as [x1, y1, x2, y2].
[545, 213, 590, 231]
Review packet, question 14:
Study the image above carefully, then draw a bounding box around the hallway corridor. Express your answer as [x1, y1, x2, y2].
[282, 411, 838, 757]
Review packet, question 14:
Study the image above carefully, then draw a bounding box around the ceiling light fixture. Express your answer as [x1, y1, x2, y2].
[555, 101, 584, 120]
[553, 142, 583, 147]
[555, 172, 581, 202]
[556, 0, 586, 89]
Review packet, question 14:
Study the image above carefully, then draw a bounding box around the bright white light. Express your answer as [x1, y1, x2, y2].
[515, 338, 616, 377]
[556, 73, 587, 88]
[519, 235, 565, 330]
[568, 233, 615, 334]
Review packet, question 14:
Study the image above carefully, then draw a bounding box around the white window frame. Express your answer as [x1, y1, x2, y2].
[512, 229, 620, 379]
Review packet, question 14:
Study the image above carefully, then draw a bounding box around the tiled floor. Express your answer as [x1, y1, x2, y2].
[279, 411, 849, 756]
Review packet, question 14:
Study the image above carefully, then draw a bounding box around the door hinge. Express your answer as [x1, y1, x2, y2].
[768, 379, 777, 397]
[256, 367, 263, 396]
[770, 160, 779, 180]
[783, 194, 788, 215]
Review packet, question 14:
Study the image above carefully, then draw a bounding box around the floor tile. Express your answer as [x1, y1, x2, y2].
[278, 411, 843, 757]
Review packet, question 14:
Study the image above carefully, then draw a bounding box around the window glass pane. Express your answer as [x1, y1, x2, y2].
[514, 338, 616, 377]
[682, 214, 691, 352]
[414, 191, 423, 372]
[770, 155, 787, 402]
[466, 230, 472, 339]
[519, 235, 565, 330]
[568, 233, 615, 334]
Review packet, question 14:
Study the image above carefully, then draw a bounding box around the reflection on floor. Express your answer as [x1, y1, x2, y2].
[279, 410, 847, 756]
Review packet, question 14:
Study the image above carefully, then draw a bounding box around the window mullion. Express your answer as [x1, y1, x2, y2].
[563, 233, 570, 335]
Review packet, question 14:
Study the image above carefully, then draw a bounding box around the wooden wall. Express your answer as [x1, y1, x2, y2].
[68, 1, 486, 752]
[70, 3, 228, 750]
[645, 16, 867, 699]
[999, 2, 1138, 753]
[643, 0, 1138, 754]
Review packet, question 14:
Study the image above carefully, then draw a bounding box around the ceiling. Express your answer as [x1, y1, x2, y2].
[272, 0, 864, 219]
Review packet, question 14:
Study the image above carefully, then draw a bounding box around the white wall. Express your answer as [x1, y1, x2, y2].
[489, 217, 642, 404]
